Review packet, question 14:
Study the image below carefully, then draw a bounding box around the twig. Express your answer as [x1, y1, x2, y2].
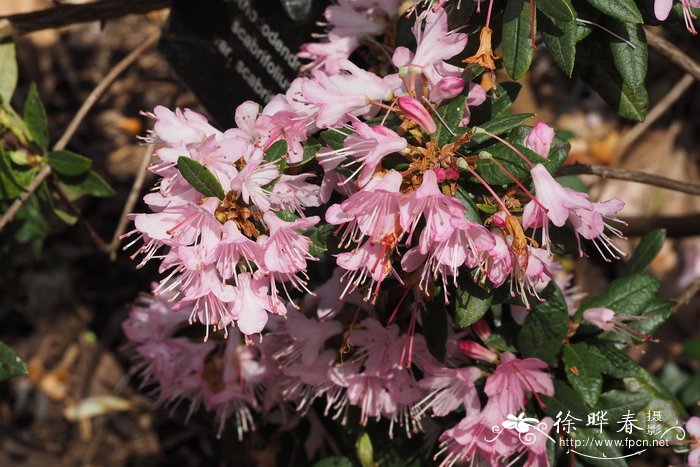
[108, 144, 154, 260]
[621, 213, 700, 237]
[645, 27, 700, 81]
[54, 31, 161, 150]
[674, 278, 700, 311]
[50, 175, 110, 253]
[0, 0, 170, 38]
[617, 73, 695, 157]
[557, 164, 700, 196]
[0, 31, 160, 232]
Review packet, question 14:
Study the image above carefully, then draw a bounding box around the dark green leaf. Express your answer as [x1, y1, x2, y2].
[516, 282, 569, 366]
[176, 156, 225, 199]
[23, 83, 49, 151]
[575, 32, 648, 121]
[542, 380, 590, 419]
[584, 0, 643, 23]
[537, 0, 577, 21]
[485, 333, 517, 352]
[469, 82, 522, 124]
[0, 41, 18, 105]
[275, 210, 299, 222]
[305, 224, 334, 258]
[451, 278, 492, 328]
[0, 148, 39, 200]
[434, 94, 466, 146]
[422, 295, 449, 362]
[502, 0, 534, 80]
[509, 125, 571, 171]
[540, 13, 577, 77]
[683, 338, 700, 360]
[14, 194, 49, 253]
[466, 113, 534, 147]
[605, 19, 648, 90]
[454, 186, 483, 222]
[576, 273, 659, 320]
[264, 139, 288, 161]
[624, 229, 665, 274]
[472, 142, 547, 186]
[680, 373, 700, 407]
[48, 150, 92, 176]
[290, 142, 321, 167]
[596, 389, 651, 427]
[624, 369, 687, 442]
[568, 428, 626, 467]
[563, 343, 603, 406]
[61, 170, 116, 198]
[586, 339, 641, 379]
[320, 129, 348, 150]
[0, 340, 27, 381]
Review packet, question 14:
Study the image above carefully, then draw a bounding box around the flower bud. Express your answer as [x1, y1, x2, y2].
[397, 96, 437, 134]
[583, 307, 616, 331]
[457, 340, 499, 364]
[524, 122, 555, 158]
[431, 77, 465, 101]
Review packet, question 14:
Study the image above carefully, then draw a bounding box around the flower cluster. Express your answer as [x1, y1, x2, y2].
[122, 2, 645, 465]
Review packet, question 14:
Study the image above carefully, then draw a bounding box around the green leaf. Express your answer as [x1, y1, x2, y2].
[0, 340, 27, 381]
[540, 13, 577, 77]
[434, 94, 466, 146]
[451, 277, 493, 328]
[469, 82, 522, 124]
[14, 194, 49, 254]
[264, 139, 288, 161]
[563, 343, 603, 406]
[290, 142, 321, 167]
[624, 229, 665, 275]
[454, 186, 483, 222]
[0, 148, 39, 200]
[568, 428, 626, 467]
[542, 380, 590, 419]
[312, 457, 355, 467]
[305, 224, 334, 258]
[472, 142, 548, 186]
[176, 156, 225, 199]
[516, 282, 569, 366]
[683, 338, 700, 361]
[320, 129, 348, 150]
[0, 41, 18, 105]
[509, 125, 571, 171]
[466, 113, 534, 147]
[624, 369, 687, 442]
[577, 273, 659, 320]
[596, 389, 651, 428]
[584, 0, 643, 23]
[586, 339, 641, 379]
[502, 0, 534, 80]
[61, 170, 115, 198]
[605, 19, 648, 90]
[23, 83, 49, 151]
[48, 150, 92, 176]
[575, 32, 648, 121]
[537, 0, 577, 21]
[355, 432, 374, 467]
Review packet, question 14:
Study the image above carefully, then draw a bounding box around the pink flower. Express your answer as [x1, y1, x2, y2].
[524, 122, 555, 158]
[430, 76, 465, 101]
[229, 272, 286, 336]
[655, 0, 700, 34]
[484, 352, 554, 418]
[335, 239, 397, 300]
[458, 340, 499, 364]
[414, 366, 483, 418]
[582, 307, 647, 344]
[123, 287, 190, 343]
[481, 230, 515, 287]
[397, 96, 437, 134]
[459, 83, 487, 127]
[214, 222, 264, 281]
[144, 106, 219, 147]
[270, 173, 321, 215]
[686, 416, 700, 466]
[229, 154, 280, 212]
[261, 212, 319, 278]
[325, 1, 387, 38]
[322, 117, 407, 187]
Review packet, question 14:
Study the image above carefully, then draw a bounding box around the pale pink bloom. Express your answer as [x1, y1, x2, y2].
[261, 212, 319, 277]
[392, 6, 468, 72]
[521, 417, 553, 467]
[524, 122, 555, 158]
[430, 76, 465, 102]
[277, 310, 343, 366]
[655, 0, 700, 34]
[459, 82, 487, 126]
[400, 170, 466, 254]
[299, 36, 359, 73]
[144, 106, 219, 147]
[482, 230, 515, 287]
[322, 117, 408, 187]
[270, 173, 321, 215]
[457, 340, 499, 364]
[583, 307, 617, 331]
[582, 307, 647, 344]
[229, 272, 286, 336]
[397, 96, 437, 134]
[317, 146, 357, 203]
[325, 1, 387, 38]
[686, 417, 700, 466]
[229, 155, 280, 212]
[413, 366, 482, 418]
[186, 134, 243, 188]
[133, 197, 222, 247]
[349, 319, 404, 374]
[326, 170, 403, 245]
[214, 222, 264, 281]
[226, 100, 271, 146]
[175, 265, 237, 337]
[335, 239, 397, 299]
[305, 267, 372, 319]
[529, 163, 592, 227]
[484, 352, 554, 418]
[123, 287, 190, 343]
[302, 60, 400, 128]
